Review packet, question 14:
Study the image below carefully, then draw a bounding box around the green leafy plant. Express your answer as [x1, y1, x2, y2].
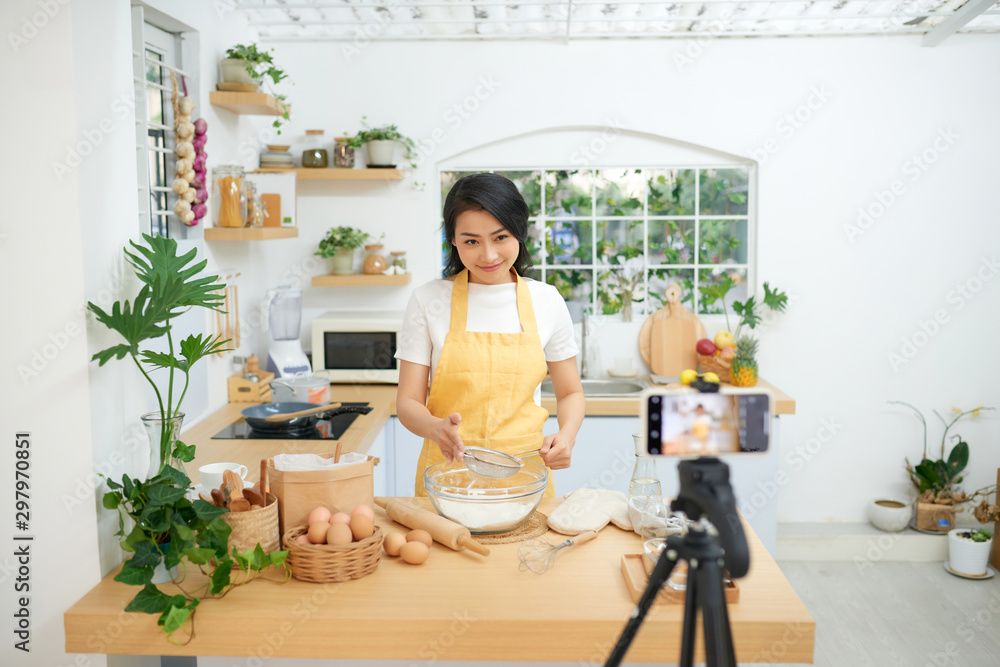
[348, 116, 418, 169]
[88, 234, 229, 473]
[103, 464, 289, 644]
[889, 402, 995, 504]
[224, 43, 291, 134]
[699, 275, 787, 338]
[965, 529, 994, 543]
[316, 226, 371, 257]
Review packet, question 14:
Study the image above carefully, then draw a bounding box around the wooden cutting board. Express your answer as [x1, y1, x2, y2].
[639, 287, 707, 376]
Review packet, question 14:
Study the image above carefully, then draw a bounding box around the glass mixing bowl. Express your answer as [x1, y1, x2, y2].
[423, 459, 548, 533]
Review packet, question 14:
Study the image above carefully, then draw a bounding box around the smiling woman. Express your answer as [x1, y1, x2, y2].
[395, 173, 585, 501]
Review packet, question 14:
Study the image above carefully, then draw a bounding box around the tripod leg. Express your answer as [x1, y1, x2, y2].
[698, 557, 736, 667]
[604, 549, 679, 667]
[679, 560, 699, 667]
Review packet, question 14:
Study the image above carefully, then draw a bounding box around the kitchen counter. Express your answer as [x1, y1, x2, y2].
[64, 497, 814, 662]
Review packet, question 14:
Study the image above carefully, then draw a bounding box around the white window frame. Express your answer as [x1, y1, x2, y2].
[438, 165, 756, 318]
[130, 4, 200, 238]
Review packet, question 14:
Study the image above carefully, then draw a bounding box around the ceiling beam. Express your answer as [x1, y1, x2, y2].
[921, 0, 995, 46]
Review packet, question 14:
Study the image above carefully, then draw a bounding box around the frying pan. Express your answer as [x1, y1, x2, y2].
[240, 402, 373, 435]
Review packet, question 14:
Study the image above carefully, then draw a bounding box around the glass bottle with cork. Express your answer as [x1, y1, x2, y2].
[301, 130, 329, 168]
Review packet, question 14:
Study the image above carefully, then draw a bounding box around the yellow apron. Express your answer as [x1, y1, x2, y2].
[414, 269, 554, 498]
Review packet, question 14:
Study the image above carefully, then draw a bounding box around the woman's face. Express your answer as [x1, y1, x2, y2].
[452, 209, 520, 285]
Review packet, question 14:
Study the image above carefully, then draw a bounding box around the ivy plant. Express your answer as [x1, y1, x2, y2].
[224, 43, 291, 134]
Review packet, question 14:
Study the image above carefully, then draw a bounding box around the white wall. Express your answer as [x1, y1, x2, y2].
[248, 35, 1000, 525]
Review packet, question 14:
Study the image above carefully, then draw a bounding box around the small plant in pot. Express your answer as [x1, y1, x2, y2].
[316, 226, 370, 275]
[948, 528, 994, 577]
[889, 401, 995, 533]
[350, 116, 417, 169]
[221, 43, 291, 134]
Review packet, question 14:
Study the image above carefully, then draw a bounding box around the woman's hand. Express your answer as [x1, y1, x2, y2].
[540, 431, 574, 470]
[432, 412, 464, 463]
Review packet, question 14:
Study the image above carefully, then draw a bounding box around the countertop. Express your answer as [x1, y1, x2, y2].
[64, 497, 814, 662]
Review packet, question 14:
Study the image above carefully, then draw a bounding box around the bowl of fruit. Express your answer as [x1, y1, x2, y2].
[695, 331, 760, 386]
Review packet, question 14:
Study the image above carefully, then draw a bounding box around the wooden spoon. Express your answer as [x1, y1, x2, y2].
[260, 459, 268, 495]
[334, 440, 343, 464]
[211, 488, 225, 507]
[263, 402, 343, 422]
[243, 487, 265, 507]
[227, 471, 251, 512]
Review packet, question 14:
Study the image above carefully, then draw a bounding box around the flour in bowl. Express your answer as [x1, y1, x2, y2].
[434, 498, 537, 531]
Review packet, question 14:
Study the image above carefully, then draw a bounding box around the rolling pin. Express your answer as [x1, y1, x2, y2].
[374, 497, 490, 557]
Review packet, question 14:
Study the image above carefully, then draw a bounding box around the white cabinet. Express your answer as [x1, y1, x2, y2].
[367, 423, 389, 498]
[388, 416, 423, 497]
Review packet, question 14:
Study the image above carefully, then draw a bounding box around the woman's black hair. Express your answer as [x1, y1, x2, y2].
[442, 173, 532, 277]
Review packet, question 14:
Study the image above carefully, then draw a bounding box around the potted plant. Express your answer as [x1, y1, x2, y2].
[888, 402, 995, 533]
[947, 528, 994, 577]
[88, 234, 229, 478]
[221, 43, 291, 134]
[316, 226, 370, 275]
[349, 116, 417, 168]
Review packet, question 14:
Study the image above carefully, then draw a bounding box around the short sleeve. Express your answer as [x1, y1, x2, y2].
[540, 285, 579, 362]
[394, 288, 433, 366]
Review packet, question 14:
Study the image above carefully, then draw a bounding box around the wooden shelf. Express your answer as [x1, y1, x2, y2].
[209, 91, 287, 116]
[204, 227, 298, 241]
[253, 168, 403, 181]
[311, 273, 411, 287]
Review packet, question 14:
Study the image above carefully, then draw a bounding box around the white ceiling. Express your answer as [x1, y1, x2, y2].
[236, 0, 1000, 43]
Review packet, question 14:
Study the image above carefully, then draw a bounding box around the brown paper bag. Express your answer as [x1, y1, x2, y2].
[268, 455, 376, 538]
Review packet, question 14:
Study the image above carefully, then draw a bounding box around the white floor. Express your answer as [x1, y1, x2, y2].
[767, 560, 1000, 667]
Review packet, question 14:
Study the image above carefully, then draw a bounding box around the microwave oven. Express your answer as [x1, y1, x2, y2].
[311, 310, 404, 383]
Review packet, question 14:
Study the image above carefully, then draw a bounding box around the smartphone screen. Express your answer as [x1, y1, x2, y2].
[644, 390, 771, 457]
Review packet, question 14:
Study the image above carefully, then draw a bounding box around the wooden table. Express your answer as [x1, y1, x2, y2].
[64, 498, 814, 663]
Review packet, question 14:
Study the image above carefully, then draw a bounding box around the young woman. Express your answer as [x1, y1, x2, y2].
[395, 173, 585, 497]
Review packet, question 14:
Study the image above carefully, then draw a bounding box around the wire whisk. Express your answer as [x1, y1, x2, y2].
[517, 530, 599, 574]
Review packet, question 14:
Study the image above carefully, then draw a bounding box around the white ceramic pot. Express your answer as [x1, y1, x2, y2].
[366, 140, 396, 166]
[868, 498, 913, 532]
[328, 247, 356, 275]
[220, 58, 255, 85]
[948, 528, 994, 576]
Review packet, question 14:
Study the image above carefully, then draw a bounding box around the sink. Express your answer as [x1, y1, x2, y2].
[541, 377, 650, 397]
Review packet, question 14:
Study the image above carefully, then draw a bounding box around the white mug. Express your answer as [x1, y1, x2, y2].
[199, 462, 248, 490]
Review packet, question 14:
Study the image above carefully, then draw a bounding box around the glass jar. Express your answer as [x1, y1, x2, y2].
[212, 164, 246, 228]
[333, 137, 355, 168]
[362, 244, 388, 274]
[389, 251, 407, 272]
[301, 129, 329, 168]
[245, 181, 264, 227]
[629, 434, 662, 499]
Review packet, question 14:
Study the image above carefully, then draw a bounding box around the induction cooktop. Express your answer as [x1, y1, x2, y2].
[211, 402, 370, 440]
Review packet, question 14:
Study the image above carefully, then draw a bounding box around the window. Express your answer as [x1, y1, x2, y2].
[440, 166, 752, 317]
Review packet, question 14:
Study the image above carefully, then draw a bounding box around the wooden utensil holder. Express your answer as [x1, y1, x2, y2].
[223, 492, 281, 555]
[228, 371, 275, 403]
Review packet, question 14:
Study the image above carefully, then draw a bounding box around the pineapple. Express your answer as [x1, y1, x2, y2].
[730, 335, 759, 387]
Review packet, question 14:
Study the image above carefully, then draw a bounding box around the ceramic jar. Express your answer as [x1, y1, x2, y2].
[868, 498, 913, 532]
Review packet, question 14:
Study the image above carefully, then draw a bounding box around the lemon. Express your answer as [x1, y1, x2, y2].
[680, 369, 698, 385]
[703, 372, 720, 383]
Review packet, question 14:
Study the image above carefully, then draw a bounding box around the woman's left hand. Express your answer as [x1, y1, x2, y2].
[539, 431, 574, 470]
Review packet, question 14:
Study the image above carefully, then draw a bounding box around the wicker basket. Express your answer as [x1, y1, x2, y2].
[282, 524, 383, 583]
[223, 492, 281, 555]
[697, 354, 733, 383]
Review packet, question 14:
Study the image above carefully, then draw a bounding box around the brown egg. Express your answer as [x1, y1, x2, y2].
[400, 541, 430, 565]
[307, 521, 331, 544]
[308, 506, 332, 526]
[327, 522, 353, 546]
[384, 532, 407, 557]
[350, 514, 375, 541]
[352, 504, 375, 520]
[406, 529, 433, 548]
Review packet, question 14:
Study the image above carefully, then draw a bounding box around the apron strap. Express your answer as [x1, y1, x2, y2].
[448, 268, 540, 334]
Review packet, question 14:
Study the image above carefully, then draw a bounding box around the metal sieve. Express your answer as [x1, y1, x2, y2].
[463, 446, 541, 479]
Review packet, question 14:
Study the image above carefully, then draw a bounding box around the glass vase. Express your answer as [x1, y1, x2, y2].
[621, 292, 633, 322]
[141, 411, 186, 480]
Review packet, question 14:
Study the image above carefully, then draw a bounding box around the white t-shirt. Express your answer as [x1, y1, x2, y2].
[395, 278, 579, 405]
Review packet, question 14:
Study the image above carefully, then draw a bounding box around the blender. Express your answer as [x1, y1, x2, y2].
[263, 285, 311, 377]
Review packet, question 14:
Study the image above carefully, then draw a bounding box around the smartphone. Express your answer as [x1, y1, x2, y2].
[641, 387, 772, 457]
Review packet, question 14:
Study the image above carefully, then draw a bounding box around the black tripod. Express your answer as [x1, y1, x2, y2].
[605, 457, 749, 667]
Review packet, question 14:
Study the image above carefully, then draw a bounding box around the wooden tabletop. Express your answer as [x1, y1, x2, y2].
[65, 498, 813, 662]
